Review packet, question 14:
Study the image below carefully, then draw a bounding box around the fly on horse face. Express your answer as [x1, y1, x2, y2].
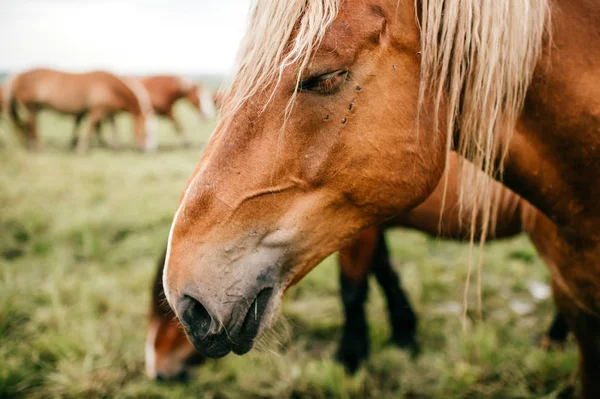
[4, 68, 157, 152]
[164, 1, 599, 395]
[147, 153, 568, 380]
[132, 75, 216, 146]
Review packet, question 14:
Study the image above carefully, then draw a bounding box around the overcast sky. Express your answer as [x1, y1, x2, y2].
[0, 0, 251, 75]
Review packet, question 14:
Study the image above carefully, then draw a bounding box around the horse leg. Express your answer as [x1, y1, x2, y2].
[167, 109, 190, 147]
[70, 112, 86, 149]
[25, 106, 39, 151]
[541, 310, 569, 350]
[552, 279, 600, 398]
[106, 114, 121, 150]
[8, 100, 30, 146]
[335, 226, 378, 373]
[371, 230, 419, 354]
[77, 110, 104, 154]
[93, 115, 115, 149]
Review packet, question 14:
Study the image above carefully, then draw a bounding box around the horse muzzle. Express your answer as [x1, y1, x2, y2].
[178, 286, 274, 358]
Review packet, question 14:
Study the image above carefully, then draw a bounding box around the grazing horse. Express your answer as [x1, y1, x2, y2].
[133, 76, 216, 146]
[146, 154, 568, 380]
[4, 68, 157, 152]
[163, 1, 599, 395]
[146, 249, 205, 381]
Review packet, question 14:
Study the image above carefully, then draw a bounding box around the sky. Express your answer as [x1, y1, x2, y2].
[0, 0, 252, 75]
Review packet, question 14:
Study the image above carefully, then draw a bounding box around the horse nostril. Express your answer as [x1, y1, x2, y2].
[181, 295, 212, 338]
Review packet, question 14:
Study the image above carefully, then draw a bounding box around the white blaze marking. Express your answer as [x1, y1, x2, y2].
[163, 150, 214, 315]
[163, 173, 199, 309]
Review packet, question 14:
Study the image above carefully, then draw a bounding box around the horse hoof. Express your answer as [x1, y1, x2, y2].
[335, 348, 366, 374]
[335, 339, 369, 374]
[388, 334, 421, 358]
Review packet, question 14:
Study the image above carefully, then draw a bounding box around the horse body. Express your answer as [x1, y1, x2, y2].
[6, 68, 156, 151]
[497, 3, 600, 394]
[132, 75, 215, 146]
[139, 75, 195, 115]
[164, 0, 600, 394]
[14, 70, 111, 114]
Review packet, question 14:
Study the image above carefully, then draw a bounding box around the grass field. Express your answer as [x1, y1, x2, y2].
[0, 105, 578, 398]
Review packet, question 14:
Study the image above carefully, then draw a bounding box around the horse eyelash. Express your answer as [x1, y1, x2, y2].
[299, 70, 350, 95]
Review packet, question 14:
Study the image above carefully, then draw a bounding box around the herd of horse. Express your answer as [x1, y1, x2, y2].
[3, 0, 599, 396]
[1, 68, 216, 151]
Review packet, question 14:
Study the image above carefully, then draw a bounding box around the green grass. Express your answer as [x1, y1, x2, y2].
[0, 105, 577, 398]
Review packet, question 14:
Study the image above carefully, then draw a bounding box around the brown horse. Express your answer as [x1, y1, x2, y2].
[146, 154, 568, 380]
[133, 75, 216, 146]
[4, 68, 157, 152]
[146, 249, 205, 381]
[163, 1, 599, 395]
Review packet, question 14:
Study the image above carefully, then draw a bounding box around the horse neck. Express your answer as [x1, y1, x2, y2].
[500, 0, 600, 234]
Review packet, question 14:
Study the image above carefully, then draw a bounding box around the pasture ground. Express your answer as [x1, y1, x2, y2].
[0, 106, 577, 398]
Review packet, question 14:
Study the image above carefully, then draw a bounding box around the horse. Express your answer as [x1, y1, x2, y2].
[162, 1, 599, 395]
[3, 68, 157, 152]
[146, 249, 205, 381]
[146, 154, 568, 380]
[131, 75, 216, 146]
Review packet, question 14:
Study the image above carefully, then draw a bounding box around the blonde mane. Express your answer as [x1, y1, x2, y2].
[218, 0, 339, 130]
[222, 0, 549, 219]
[419, 0, 549, 237]
[418, 0, 549, 317]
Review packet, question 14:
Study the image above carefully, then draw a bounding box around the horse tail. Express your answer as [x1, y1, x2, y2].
[4, 75, 26, 133]
[121, 77, 158, 152]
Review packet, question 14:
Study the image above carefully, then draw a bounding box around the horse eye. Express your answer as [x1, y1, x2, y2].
[299, 70, 349, 95]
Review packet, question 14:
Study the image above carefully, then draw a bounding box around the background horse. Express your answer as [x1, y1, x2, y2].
[146, 249, 205, 381]
[132, 75, 216, 147]
[4, 68, 157, 152]
[163, 1, 599, 396]
[146, 154, 568, 380]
